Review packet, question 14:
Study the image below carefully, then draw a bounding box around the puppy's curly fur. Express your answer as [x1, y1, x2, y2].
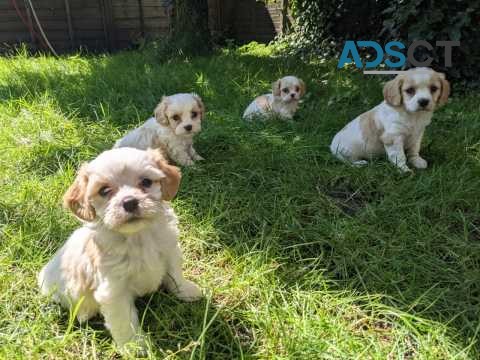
[243, 75, 306, 120]
[115, 93, 205, 166]
[330, 68, 450, 172]
[38, 148, 202, 353]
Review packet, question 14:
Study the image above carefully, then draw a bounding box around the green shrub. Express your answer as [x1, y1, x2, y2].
[382, 1, 479, 87]
[276, 0, 480, 87]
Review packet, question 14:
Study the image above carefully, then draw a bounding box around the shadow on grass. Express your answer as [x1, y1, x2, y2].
[49, 293, 250, 358]
[3, 48, 480, 355]
[0, 50, 336, 128]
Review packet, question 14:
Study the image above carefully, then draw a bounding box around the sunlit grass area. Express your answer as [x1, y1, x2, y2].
[0, 44, 479, 359]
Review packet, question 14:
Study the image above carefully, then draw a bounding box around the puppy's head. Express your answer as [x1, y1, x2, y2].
[272, 76, 306, 103]
[63, 148, 181, 234]
[154, 93, 205, 137]
[383, 68, 450, 113]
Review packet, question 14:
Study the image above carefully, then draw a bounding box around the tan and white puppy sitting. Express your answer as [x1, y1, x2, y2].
[38, 148, 202, 354]
[243, 75, 306, 120]
[115, 93, 205, 166]
[330, 68, 450, 172]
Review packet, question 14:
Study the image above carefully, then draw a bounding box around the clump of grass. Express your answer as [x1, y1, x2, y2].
[0, 44, 479, 358]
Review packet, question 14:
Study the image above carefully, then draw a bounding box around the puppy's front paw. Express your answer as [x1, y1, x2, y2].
[399, 165, 413, 173]
[192, 153, 205, 161]
[178, 158, 195, 166]
[409, 156, 428, 169]
[175, 280, 202, 302]
[352, 160, 368, 167]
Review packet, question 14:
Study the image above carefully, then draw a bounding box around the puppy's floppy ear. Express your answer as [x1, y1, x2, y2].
[272, 79, 281, 97]
[383, 75, 403, 107]
[191, 93, 206, 118]
[438, 75, 450, 107]
[298, 78, 306, 97]
[148, 149, 182, 201]
[154, 96, 169, 125]
[63, 163, 96, 222]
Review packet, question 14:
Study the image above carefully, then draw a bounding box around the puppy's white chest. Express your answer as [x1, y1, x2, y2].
[124, 238, 167, 296]
[167, 135, 190, 150]
[384, 109, 431, 135]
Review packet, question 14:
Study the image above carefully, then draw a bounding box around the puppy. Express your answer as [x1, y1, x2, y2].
[330, 68, 450, 172]
[243, 75, 306, 120]
[38, 148, 202, 353]
[115, 93, 205, 166]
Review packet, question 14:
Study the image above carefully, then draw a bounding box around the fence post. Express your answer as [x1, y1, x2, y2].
[137, 0, 145, 37]
[64, 0, 75, 49]
[100, 0, 116, 50]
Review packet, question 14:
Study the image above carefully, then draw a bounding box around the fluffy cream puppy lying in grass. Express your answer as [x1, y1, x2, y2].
[38, 148, 202, 354]
[243, 75, 306, 120]
[330, 68, 450, 172]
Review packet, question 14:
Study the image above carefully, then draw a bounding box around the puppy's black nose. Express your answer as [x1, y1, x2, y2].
[418, 98, 430, 108]
[122, 197, 138, 213]
[184, 125, 192, 131]
[290, 93, 295, 98]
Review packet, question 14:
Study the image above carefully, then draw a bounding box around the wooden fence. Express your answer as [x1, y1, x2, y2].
[1, 0, 285, 52]
[1, 0, 172, 51]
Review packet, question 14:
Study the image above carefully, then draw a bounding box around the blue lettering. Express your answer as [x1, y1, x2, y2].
[337, 41, 362, 68]
[357, 41, 384, 69]
[385, 41, 406, 68]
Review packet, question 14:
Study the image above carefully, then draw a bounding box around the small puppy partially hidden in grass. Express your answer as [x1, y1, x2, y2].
[243, 75, 306, 120]
[38, 147, 202, 354]
[115, 93, 205, 166]
[330, 68, 450, 172]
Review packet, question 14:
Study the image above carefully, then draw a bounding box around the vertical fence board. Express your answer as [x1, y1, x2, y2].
[0, 0, 282, 52]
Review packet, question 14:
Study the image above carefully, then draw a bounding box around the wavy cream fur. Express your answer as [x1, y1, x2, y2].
[38, 148, 201, 353]
[330, 68, 450, 172]
[243, 75, 306, 120]
[115, 93, 205, 166]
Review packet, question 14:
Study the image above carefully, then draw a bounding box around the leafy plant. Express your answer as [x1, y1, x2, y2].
[381, 0, 480, 86]
[275, 0, 480, 87]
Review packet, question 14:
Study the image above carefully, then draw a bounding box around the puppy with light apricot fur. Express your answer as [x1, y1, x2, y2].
[330, 68, 450, 172]
[115, 93, 205, 166]
[243, 75, 306, 120]
[38, 147, 202, 354]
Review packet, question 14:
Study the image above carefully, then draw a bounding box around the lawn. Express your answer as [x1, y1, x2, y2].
[0, 43, 479, 359]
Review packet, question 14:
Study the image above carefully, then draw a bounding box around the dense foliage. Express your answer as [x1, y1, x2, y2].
[150, 0, 211, 57]
[174, 0, 211, 52]
[277, 0, 480, 86]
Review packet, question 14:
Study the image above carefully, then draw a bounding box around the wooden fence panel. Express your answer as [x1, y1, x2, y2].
[0, 0, 281, 52]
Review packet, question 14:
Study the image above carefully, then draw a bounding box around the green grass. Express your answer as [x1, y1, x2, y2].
[1, 43, 480, 359]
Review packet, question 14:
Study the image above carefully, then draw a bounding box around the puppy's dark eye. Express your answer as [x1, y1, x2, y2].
[405, 87, 416, 95]
[191, 111, 198, 118]
[172, 115, 181, 122]
[99, 186, 111, 197]
[430, 85, 438, 93]
[140, 178, 152, 188]
[295, 86, 300, 92]
[282, 88, 289, 93]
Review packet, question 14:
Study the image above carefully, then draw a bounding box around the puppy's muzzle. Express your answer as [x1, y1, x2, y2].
[418, 98, 430, 108]
[122, 196, 139, 213]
